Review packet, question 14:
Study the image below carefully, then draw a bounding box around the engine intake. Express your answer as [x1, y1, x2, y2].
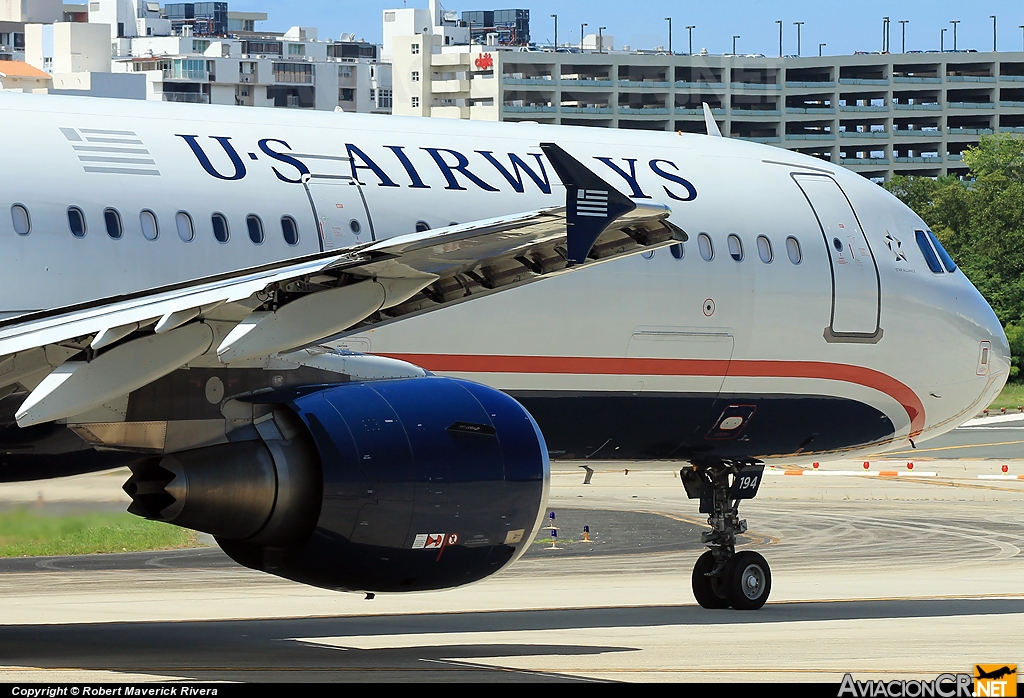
[123, 377, 549, 593]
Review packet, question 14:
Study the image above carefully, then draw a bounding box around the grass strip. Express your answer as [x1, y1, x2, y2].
[988, 383, 1024, 411]
[0, 509, 196, 557]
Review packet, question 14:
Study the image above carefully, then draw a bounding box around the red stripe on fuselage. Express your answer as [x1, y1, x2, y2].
[378, 354, 926, 437]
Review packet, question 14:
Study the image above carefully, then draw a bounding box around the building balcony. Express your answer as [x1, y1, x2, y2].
[163, 69, 210, 82]
[947, 101, 996, 109]
[893, 156, 943, 163]
[676, 81, 726, 90]
[675, 107, 725, 115]
[559, 78, 613, 86]
[618, 107, 670, 115]
[840, 131, 889, 138]
[785, 81, 836, 88]
[892, 103, 941, 111]
[1000, 75, 1024, 82]
[503, 104, 557, 113]
[785, 107, 836, 114]
[840, 158, 889, 165]
[999, 101, 1024, 108]
[948, 127, 993, 135]
[432, 79, 470, 94]
[947, 153, 963, 161]
[432, 53, 470, 67]
[840, 104, 889, 112]
[432, 105, 470, 119]
[893, 77, 943, 84]
[786, 133, 835, 140]
[561, 106, 614, 114]
[1000, 126, 1024, 133]
[838, 78, 889, 86]
[162, 92, 209, 103]
[503, 77, 556, 85]
[946, 75, 995, 83]
[619, 80, 671, 88]
[739, 136, 782, 143]
[893, 129, 942, 136]
[730, 82, 779, 90]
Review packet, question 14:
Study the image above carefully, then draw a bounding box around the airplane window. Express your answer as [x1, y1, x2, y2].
[641, 250, 656, 260]
[104, 209, 122, 239]
[727, 234, 743, 262]
[915, 230, 943, 274]
[756, 235, 773, 263]
[212, 213, 229, 243]
[247, 214, 264, 244]
[175, 212, 195, 242]
[349, 219, 361, 234]
[670, 242, 684, 259]
[832, 237, 843, 252]
[67, 207, 87, 238]
[11, 204, 30, 236]
[140, 210, 159, 240]
[927, 231, 957, 272]
[281, 216, 299, 245]
[786, 236, 802, 264]
[698, 233, 713, 261]
[415, 221, 431, 233]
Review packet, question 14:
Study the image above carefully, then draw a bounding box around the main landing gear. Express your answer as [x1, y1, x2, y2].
[681, 460, 771, 610]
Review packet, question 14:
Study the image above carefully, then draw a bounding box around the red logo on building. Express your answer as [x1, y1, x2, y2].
[474, 53, 493, 70]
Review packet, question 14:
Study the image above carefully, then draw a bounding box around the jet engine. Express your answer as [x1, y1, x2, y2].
[123, 377, 549, 592]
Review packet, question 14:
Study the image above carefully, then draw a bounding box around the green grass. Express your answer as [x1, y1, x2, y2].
[987, 383, 1024, 411]
[0, 510, 197, 558]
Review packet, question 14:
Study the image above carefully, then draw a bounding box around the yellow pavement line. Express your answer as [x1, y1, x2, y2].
[886, 439, 1024, 455]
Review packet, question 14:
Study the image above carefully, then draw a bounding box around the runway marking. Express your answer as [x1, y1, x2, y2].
[886, 438, 1024, 455]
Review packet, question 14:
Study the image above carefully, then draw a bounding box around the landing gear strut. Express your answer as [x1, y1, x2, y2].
[681, 460, 771, 610]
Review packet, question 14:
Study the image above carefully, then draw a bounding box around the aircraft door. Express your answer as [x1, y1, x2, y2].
[792, 174, 881, 341]
[304, 175, 375, 252]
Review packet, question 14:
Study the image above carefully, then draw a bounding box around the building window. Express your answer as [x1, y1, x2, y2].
[411, 43, 420, 55]
[411, 71, 420, 82]
[10, 204, 30, 236]
[175, 211, 195, 242]
[212, 213, 229, 243]
[339, 66, 352, 78]
[247, 215, 264, 244]
[378, 89, 392, 108]
[104, 209, 123, 239]
[339, 88, 355, 102]
[288, 43, 305, 56]
[281, 216, 299, 246]
[67, 207, 87, 238]
[140, 210, 159, 241]
[411, 96, 419, 108]
[272, 63, 313, 83]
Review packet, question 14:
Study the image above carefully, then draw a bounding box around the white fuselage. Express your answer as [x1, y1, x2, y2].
[0, 93, 1009, 463]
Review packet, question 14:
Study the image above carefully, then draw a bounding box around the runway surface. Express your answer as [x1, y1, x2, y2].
[1, 452, 1023, 683]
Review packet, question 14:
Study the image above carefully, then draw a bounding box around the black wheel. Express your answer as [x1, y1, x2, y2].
[723, 551, 771, 610]
[691, 550, 731, 609]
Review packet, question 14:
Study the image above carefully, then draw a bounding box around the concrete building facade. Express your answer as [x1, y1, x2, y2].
[392, 45, 1024, 181]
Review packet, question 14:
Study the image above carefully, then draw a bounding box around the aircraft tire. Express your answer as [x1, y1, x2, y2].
[691, 550, 731, 609]
[723, 551, 771, 610]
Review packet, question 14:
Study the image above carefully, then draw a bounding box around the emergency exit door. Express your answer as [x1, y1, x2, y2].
[793, 174, 881, 341]
[304, 175, 374, 251]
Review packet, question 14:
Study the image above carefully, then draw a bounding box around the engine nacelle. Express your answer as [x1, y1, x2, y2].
[124, 377, 549, 592]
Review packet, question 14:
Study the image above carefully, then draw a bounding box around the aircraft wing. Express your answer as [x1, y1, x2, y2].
[0, 143, 684, 427]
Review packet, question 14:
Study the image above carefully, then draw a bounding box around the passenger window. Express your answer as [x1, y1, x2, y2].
[212, 213, 229, 243]
[670, 242, 684, 259]
[140, 210, 159, 240]
[11, 204, 30, 235]
[927, 231, 957, 272]
[246, 214, 264, 244]
[67, 207, 87, 238]
[415, 220, 431, 233]
[786, 236, 802, 264]
[727, 234, 743, 262]
[175, 212, 195, 242]
[756, 235, 773, 263]
[349, 219, 361, 234]
[104, 209, 123, 239]
[915, 230, 943, 273]
[281, 216, 299, 245]
[698, 233, 714, 261]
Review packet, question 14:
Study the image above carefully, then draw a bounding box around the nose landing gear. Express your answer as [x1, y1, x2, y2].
[682, 460, 771, 610]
